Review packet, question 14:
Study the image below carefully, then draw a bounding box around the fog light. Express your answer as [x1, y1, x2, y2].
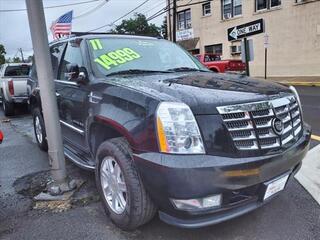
[171, 194, 222, 210]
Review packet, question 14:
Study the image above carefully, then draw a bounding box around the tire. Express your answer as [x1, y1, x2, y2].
[32, 108, 48, 151]
[2, 98, 14, 116]
[95, 138, 157, 231]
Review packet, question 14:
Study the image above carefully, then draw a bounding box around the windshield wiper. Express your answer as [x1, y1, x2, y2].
[166, 67, 208, 72]
[106, 69, 171, 76]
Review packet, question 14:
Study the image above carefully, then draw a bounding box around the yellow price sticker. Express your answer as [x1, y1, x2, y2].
[94, 48, 141, 70]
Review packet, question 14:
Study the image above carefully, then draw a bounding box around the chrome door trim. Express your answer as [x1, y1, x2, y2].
[55, 80, 78, 86]
[60, 120, 84, 135]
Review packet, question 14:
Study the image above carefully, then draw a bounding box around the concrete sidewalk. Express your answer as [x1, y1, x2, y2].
[259, 76, 320, 87]
[295, 144, 320, 205]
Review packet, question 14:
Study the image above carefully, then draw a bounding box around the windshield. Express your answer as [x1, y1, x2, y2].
[4, 65, 30, 77]
[88, 38, 207, 76]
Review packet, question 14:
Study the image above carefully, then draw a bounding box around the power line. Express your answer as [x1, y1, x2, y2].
[87, 0, 151, 32]
[73, 0, 110, 19]
[0, 0, 99, 12]
[142, 0, 166, 16]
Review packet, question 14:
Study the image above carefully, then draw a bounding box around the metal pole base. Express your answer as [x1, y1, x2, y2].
[47, 177, 77, 196]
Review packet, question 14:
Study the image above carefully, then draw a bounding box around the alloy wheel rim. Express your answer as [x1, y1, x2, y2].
[35, 116, 43, 143]
[100, 156, 127, 214]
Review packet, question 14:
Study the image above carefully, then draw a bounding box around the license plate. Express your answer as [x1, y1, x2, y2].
[264, 174, 289, 201]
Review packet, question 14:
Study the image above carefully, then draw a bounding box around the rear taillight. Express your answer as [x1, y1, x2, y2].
[8, 80, 14, 95]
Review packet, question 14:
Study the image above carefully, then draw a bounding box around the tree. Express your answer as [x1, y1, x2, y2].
[12, 57, 21, 63]
[161, 17, 168, 40]
[0, 44, 6, 65]
[27, 55, 34, 63]
[111, 13, 161, 37]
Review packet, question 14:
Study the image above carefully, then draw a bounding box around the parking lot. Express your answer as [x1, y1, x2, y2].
[0, 86, 319, 240]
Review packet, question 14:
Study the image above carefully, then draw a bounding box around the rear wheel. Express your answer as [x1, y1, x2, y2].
[2, 98, 14, 116]
[32, 108, 48, 151]
[95, 138, 157, 230]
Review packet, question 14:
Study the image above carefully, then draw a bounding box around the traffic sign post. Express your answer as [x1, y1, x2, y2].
[244, 38, 250, 76]
[264, 34, 269, 79]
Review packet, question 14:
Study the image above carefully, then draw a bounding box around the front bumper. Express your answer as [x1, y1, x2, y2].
[133, 125, 311, 228]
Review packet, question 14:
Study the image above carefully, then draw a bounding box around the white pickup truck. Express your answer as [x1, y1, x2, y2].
[0, 63, 31, 116]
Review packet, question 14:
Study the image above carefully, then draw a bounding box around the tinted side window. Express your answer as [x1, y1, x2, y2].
[50, 43, 66, 78]
[58, 40, 83, 80]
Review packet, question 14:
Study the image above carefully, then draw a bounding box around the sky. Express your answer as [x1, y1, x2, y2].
[0, 0, 166, 58]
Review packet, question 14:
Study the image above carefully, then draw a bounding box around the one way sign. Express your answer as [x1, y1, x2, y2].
[228, 19, 264, 41]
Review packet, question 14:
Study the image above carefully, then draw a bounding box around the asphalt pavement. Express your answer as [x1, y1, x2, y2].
[0, 86, 319, 240]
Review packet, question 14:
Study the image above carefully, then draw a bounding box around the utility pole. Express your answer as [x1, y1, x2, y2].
[172, 0, 177, 42]
[167, 0, 172, 41]
[25, 0, 75, 195]
[19, 48, 25, 62]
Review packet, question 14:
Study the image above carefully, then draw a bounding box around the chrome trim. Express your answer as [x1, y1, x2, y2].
[282, 134, 294, 145]
[64, 151, 95, 170]
[217, 95, 295, 114]
[232, 131, 256, 141]
[281, 115, 291, 124]
[260, 139, 280, 149]
[293, 118, 301, 127]
[291, 109, 300, 119]
[252, 109, 274, 118]
[55, 80, 78, 86]
[283, 124, 293, 134]
[258, 131, 277, 139]
[255, 119, 272, 129]
[60, 120, 84, 135]
[235, 141, 259, 150]
[294, 125, 302, 136]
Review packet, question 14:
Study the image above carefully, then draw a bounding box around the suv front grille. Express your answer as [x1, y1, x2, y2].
[217, 95, 303, 151]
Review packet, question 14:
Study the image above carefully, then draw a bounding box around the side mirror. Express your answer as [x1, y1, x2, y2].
[65, 63, 79, 80]
[65, 64, 89, 85]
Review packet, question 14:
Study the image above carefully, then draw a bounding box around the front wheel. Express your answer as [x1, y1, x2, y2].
[32, 108, 48, 151]
[95, 138, 157, 230]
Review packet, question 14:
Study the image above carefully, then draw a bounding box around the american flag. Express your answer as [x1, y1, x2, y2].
[50, 11, 73, 39]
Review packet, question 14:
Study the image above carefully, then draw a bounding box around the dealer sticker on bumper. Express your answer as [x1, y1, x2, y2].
[264, 174, 290, 201]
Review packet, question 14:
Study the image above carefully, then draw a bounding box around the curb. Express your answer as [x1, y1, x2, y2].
[276, 81, 320, 87]
[295, 145, 320, 205]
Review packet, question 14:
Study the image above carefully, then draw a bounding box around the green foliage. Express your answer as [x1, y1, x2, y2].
[111, 13, 161, 37]
[0, 44, 6, 65]
[12, 57, 21, 63]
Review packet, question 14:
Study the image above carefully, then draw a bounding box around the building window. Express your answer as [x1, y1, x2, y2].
[222, 0, 242, 19]
[202, 2, 211, 16]
[255, 0, 281, 11]
[177, 9, 191, 30]
[205, 44, 223, 55]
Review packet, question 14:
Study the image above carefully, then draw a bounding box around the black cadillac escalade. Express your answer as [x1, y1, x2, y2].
[29, 34, 311, 230]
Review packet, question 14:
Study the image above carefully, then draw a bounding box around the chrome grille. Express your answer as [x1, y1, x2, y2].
[217, 95, 303, 151]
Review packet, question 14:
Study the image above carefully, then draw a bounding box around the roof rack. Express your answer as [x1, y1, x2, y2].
[71, 32, 113, 36]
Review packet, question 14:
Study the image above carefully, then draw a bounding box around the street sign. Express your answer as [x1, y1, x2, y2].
[228, 19, 264, 41]
[264, 34, 269, 49]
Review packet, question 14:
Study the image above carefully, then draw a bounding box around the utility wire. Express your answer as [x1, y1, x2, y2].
[0, 0, 99, 12]
[87, 0, 151, 32]
[73, 0, 109, 19]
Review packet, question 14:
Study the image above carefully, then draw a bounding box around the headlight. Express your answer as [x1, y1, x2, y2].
[156, 102, 205, 154]
[289, 86, 303, 120]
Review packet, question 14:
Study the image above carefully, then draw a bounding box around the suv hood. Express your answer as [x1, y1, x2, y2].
[104, 72, 292, 115]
